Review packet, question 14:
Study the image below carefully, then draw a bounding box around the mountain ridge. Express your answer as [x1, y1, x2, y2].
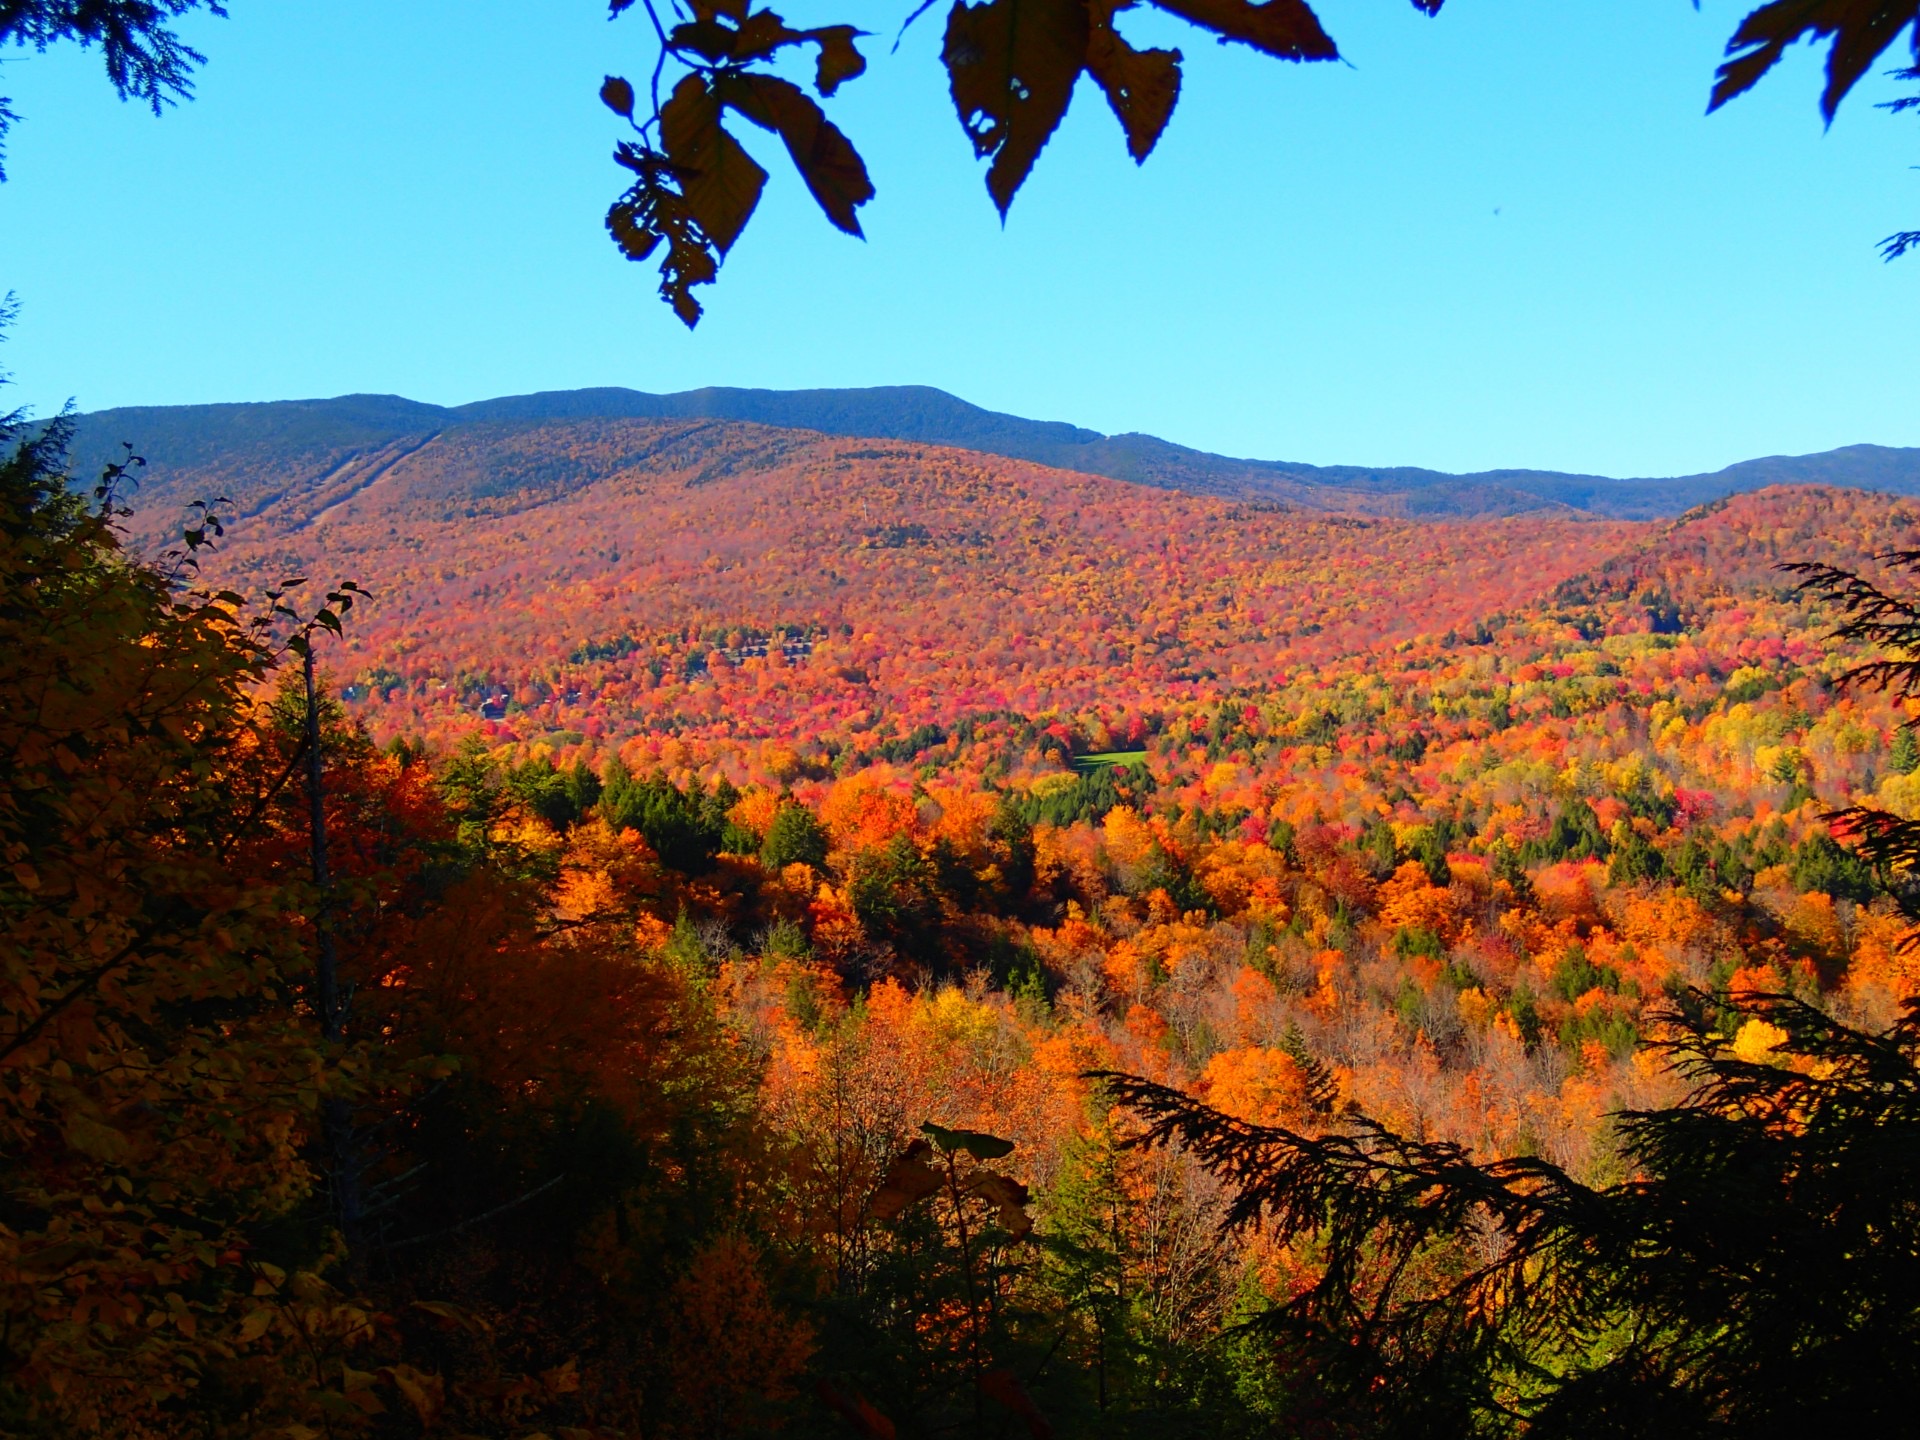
[60, 383, 1920, 521]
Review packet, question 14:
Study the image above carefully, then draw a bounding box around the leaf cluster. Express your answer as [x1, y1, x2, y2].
[598, 0, 1920, 321]
[1708, 0, 1920, 123]
[603, 0, 873, 323]
[602, 0, 1449, 322]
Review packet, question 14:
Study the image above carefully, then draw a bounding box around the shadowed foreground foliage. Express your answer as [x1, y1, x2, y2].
[0, 392, 782, 1436]
[1101, 988, 1920, 1437]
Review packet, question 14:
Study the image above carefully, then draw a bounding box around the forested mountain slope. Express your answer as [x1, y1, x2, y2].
[66, 384, 1920, 521]
[113, 398, 1920, 789]
[16, 397, 1920, 1438]
[152, 415, 1642, 743]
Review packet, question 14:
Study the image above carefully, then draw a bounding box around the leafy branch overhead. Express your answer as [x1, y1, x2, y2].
[602, 0, 874, 326]
[604, 0, 1920, 325]
[1707, 0, 1920, 122]
[603, 0, 1449, 326]
[0, 1, 231, 180]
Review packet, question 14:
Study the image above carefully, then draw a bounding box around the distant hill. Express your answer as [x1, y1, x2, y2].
[61, 384, 1920, 522]
[100, 397, 1912, 748]
[146, 413, 1658, 742]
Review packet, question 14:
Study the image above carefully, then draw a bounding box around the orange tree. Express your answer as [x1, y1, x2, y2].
[0, 388, 798, 1436]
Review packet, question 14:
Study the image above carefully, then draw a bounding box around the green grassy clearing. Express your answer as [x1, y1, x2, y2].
[1073, 750, 1148, 772]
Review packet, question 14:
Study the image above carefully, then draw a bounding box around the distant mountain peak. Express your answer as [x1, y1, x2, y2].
[61, 385, 1920, 522]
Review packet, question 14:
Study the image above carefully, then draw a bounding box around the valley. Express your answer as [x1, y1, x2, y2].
[24, 391, 1920, 1434]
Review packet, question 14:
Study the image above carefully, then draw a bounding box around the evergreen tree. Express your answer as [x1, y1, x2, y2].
[1790, 831, 1877, 903]
[761, 801, 830, 871]
[599, 762, 723, 873]
[1891, 725, 1919, 775]
[1788, 555, 1920, 925]
[1100, 988, 1920, 1436]
[847, 833, 942, 960]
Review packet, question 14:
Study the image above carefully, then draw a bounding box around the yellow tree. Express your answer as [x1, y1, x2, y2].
[0, 414, 347, 1432]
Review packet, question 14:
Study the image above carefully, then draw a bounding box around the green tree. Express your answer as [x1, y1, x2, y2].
[1891, 724, 1919, 775]
[1788, 553, 1920, 920]
[438, 733, 510, 843]
[599, 759, 724, 872]
[1790, 830, 1877, 903]
[563, 755, 603, 814]
[507, 752, 579, 828]
[761, 799, 830, 870]
[987, 795, 1038, 904]
[847, 832, 943, 960]
[1607, 825, 1665, 886]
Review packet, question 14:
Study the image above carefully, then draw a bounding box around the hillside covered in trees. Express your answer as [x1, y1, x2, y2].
[10, 0, 1920, 1430]
[10, 402, 1920, 1437]
[66, 388, 1920, 525]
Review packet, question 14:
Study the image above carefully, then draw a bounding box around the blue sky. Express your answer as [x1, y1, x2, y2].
[0, 1, 1915, 476]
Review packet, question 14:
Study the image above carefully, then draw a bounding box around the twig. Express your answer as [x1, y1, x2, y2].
[378, 1174, 567, 1253]
[640, 0, 673, 138]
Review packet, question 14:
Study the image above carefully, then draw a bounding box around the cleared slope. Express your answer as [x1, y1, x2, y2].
[63, 385, 1920, 522]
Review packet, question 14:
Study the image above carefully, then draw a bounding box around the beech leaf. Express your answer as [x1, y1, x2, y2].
[600, 75, 636, 118]
[1151, 0, 1338, 60]
[379, 1365, 446, 1428]
[63, 1112, 132, 1162]
[968, 1168, 1035, 1237]
[943, 0, 1092, 215]
[980, 1368, 1054, 1439]
[1709, 0, 1920, 121]
[817, 1379, 899, 1440]
[607, 147, 721, 324]
[671, 17, 746, 61]
[17, 1241, 84, 1273]
[870, 1139, 943, 1218]
[409, 1298, 492, 1335]
[808, 25, 869, 95]
[717, 73, 873, 235]
[1087, 3, 1182, 162]
[733, 9, 804, 59]
[921, 1119, 1016, 1159]
[661, 74, 768, 257]
[236, 1306, 275, 1342]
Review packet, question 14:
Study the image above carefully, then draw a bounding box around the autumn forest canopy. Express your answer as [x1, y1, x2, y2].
[6, 1, 1920, 1438]
[10, 382, 1920, 1437]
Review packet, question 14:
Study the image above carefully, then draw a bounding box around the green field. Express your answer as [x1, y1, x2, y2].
[1072, 750, 1148, 772]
